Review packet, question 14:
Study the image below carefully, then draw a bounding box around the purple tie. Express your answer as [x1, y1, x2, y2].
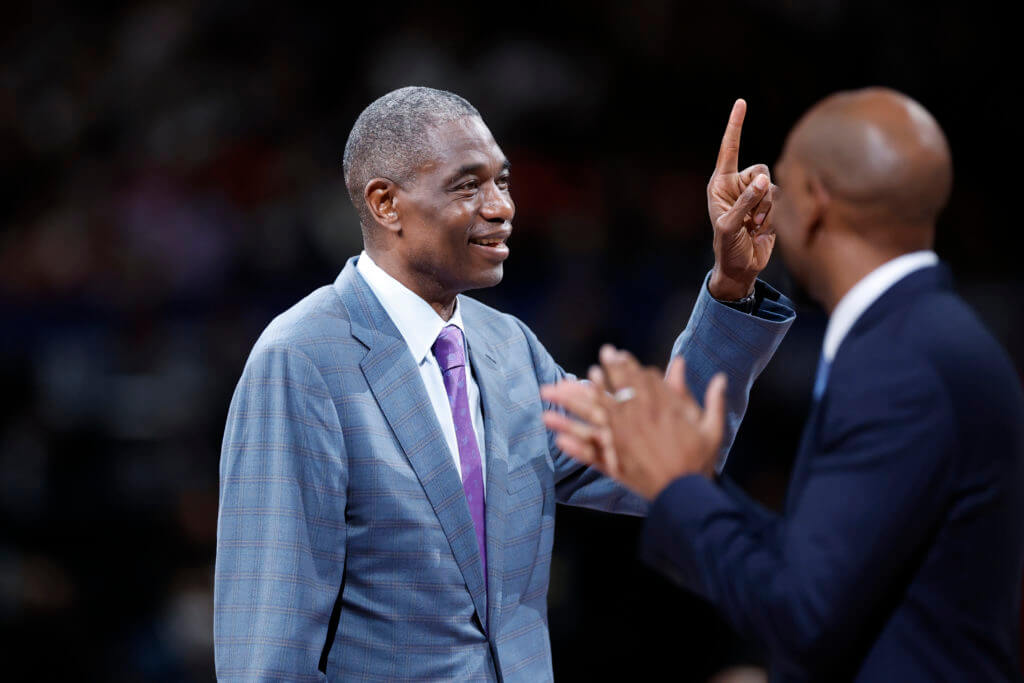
[432, 325, 487, 579]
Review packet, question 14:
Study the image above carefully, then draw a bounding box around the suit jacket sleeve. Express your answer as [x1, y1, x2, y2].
[672, 273, 795, 466]
[640, 351, 957, 675]
[517, 272, 794, 516]
[214, 343, 347, 681]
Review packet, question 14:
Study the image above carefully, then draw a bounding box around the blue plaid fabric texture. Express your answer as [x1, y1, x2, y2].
[214, 258, 794, 680]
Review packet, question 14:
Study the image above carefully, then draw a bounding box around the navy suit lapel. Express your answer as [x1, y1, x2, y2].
[838, 264, 950, 356]
[462, 313, 511, 636]
[785, 397, 826, 515]
[334, 259, 489, 630]
[785, 264, 951, 514]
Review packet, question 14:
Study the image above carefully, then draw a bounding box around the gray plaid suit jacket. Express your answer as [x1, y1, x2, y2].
[214, 256, 794, 681]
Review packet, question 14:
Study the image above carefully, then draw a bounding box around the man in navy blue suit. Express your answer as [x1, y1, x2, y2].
[541, 88, 1024, 681]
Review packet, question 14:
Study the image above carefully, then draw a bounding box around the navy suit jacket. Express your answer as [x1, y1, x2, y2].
[642, 265, 1024, 681]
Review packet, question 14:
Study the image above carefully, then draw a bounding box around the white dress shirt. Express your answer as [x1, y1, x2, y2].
[356, 251, 487, 489]
[822, 250, 939, 363]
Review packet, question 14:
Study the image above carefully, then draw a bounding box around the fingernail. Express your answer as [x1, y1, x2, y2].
[754, 174, 768, 190]
[754, 212, 766, 225]
[600, 345, 616, 361]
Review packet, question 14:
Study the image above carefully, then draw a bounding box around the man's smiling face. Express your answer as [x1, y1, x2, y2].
[392, 116, 515, 297]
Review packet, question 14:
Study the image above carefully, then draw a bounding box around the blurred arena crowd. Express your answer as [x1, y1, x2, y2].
[0, 1, 1020, 679]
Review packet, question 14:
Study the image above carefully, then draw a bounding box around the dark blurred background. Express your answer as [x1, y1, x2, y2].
[1, 0, 1020, 679]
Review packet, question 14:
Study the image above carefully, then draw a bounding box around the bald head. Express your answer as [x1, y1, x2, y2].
[786, 87, 952, 227]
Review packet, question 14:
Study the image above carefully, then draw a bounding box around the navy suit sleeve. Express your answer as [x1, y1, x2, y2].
[640, 352, 957, 674]
[214, 344, 346, 680]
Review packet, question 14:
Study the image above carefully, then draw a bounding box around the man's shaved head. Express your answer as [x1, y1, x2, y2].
[343, 86, 480, 229]
[785, 87, 953, 227]
[771, 88, 954, 309]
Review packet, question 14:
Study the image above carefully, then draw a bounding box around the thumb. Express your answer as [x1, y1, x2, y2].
[700, 373, 728, 453]
[719, 174, 769, 233]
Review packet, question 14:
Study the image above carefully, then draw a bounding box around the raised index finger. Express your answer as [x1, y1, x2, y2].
[714, 98, 746, 175]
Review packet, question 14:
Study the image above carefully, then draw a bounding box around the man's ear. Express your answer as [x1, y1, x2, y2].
[364, 178, 401, 234]
[804, 171, 830, 246]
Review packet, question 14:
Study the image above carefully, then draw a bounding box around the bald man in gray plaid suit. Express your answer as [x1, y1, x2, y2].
[214, 88, 793, 680]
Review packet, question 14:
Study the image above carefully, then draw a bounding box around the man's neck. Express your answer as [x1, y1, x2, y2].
[815, 232, 932, 314]
[819, 255, 892, 314]
[363, 248, 458, 321]
[429, 298, 457, 322]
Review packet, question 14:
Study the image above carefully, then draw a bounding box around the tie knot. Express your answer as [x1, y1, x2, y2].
[432, 324, 466, 371]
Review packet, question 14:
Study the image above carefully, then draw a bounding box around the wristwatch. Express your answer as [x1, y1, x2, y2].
[711, 284, 758, 314]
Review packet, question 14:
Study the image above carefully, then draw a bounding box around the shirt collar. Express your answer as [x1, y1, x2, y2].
[822, 250, 938, 362]
[355, 250, 466, 365]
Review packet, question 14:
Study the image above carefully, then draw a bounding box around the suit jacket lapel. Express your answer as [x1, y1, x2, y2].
[838, 264, 949, 356]
[335, 259, 489, 630]
[785, 397, 825, 515]
[785, 264, 951, 514]
[463, 306, 511, 636]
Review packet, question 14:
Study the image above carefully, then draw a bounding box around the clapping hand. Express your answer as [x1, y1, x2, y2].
[541, 347, 727, 501]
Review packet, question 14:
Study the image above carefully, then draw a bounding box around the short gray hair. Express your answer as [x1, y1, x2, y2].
[343, 86, 480, 228]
